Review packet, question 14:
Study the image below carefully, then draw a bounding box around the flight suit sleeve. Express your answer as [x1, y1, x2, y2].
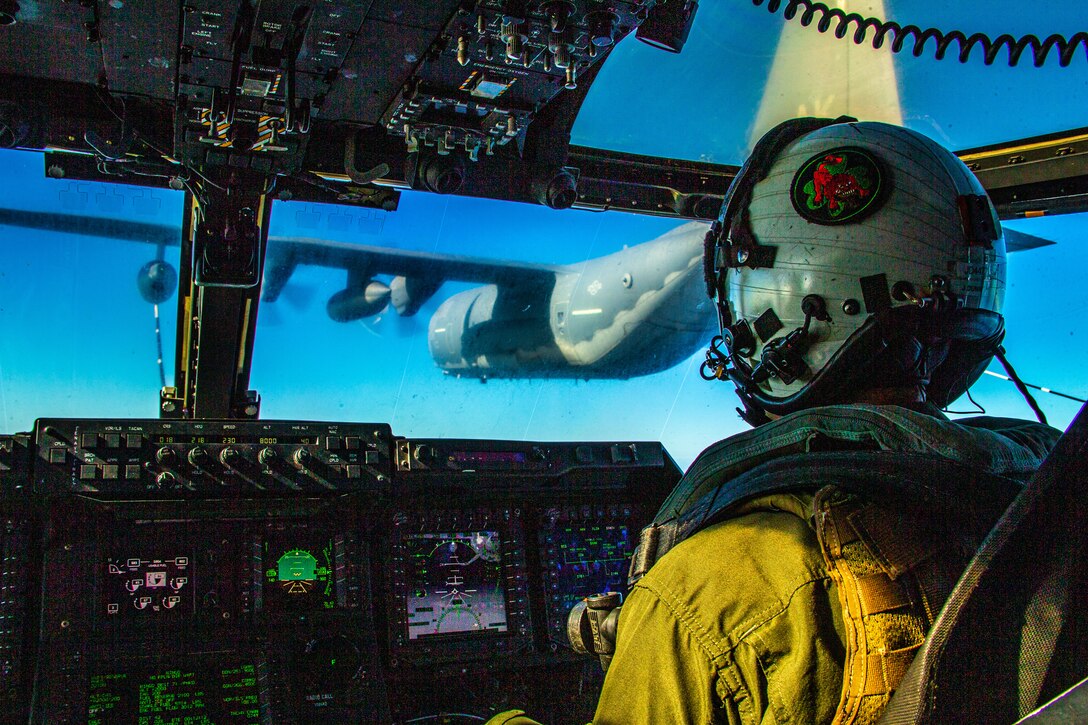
[594, 501, 844, 725]
[593, 579, 730, 725]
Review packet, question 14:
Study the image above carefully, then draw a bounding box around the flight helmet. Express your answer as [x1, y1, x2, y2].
[703, 117, 1007, 425]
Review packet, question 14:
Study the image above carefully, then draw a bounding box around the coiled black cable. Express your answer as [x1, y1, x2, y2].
[754, 0, 1088, 67]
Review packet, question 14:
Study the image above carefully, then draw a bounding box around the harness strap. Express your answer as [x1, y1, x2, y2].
[630, 450, 1021, 588]
[815, 487, 984, 725]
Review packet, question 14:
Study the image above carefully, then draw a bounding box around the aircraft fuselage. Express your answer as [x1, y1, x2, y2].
[427, 222, 716, 379]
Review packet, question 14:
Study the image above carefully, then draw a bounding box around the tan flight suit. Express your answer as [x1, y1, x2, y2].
[595, 492, 843, 724]
[490, 406, 1060, 725]
[592, 408, 1060, 724]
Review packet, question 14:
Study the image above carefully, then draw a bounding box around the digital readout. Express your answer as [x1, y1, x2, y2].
[87, 663, 260, 724]
[405, 531, 508, 639]
[547, 524, 630, 624]
[152, 435, 316, 446]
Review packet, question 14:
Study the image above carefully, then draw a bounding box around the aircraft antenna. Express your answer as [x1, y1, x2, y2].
[983, 370, 1086, 404]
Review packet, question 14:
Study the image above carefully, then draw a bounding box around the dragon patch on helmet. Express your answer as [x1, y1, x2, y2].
[790, 147, 886, 225]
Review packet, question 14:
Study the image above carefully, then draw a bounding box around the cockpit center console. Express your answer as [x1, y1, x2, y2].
[0, 419, 680, 723]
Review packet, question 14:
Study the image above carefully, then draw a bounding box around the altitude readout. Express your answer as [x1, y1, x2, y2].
[263, 538, 336, 610]
[405, 531, 508, 639]
[548, 524, 630, 620]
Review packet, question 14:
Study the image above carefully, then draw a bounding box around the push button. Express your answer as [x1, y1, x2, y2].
[104, 433, 121, 448]
[364, 450, 379, 466]
[609, 444, 636, 463]
[125, 465, 142, 480]
[80, 464, 97, 480]
[344, 436, 361, 450]
[48, 448, 66, 464]
[325, 436, 342, 451]
[102, 464, 119, 480]
[80, 433, 98, 449]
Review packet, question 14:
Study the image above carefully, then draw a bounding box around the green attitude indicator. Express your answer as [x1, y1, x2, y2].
[278, 549, 319, 593]
[263, 539, 336, 610]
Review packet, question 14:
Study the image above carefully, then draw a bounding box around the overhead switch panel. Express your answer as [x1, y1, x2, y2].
[175, 0, 371, 175]
[381, 0, 653, 161]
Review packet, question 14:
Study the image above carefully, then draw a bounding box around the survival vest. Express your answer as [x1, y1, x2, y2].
[626, 405, 1059, 725]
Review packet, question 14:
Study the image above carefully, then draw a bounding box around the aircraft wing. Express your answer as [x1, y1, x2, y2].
[262, 236, 564, 303]
[1003, 228, 1054, 253]
[0, 208, 178, 247]
[0, 207, 564, 304]
[0, 207, 1053, 295]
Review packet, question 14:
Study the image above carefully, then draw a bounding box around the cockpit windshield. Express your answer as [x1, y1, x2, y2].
[1, 1, 1086, 467]
[574, 1, 1088, 160]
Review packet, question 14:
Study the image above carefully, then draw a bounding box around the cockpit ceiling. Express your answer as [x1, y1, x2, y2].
[0, 0, 466, 126]
[1, 1, 1085, 221]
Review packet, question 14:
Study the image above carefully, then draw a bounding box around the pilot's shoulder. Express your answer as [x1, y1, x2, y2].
[632, 493, 829, 647]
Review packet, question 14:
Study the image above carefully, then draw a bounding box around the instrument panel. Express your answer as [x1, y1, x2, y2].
[0, 420, 680, 723]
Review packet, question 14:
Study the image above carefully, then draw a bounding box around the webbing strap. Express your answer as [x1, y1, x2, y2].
[629, 451, 1021, 587]
[878, 401, 1088, 724]
[856, 573, 912, 616]
[860, 648, 920, 697]
[817, 488, 960, 725]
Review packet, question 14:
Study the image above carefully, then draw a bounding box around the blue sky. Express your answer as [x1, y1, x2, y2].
[0, 2, 1085, 467]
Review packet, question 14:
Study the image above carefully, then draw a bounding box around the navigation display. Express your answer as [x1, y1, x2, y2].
[262, 534, 336, 611]
[405, 531, 508, 639]
[546, 523, 630, 625]
[105, 555, 193, 617]
[87, 662, 261, 724]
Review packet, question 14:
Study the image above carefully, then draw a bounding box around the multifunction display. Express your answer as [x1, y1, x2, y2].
[405, 531, 508, 639]
[541, 517, 632, 644]
[550, 524, 629, 610]
[263, 535, 336, 611]
[105, 555, 193, 617]
[387, 507, 533, 663]
[87, 663, 261, 724]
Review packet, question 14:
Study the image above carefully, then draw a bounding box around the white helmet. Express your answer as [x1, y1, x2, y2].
[703, 118, 1006, 425]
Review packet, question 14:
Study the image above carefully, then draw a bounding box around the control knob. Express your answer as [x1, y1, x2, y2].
[188, 446, 210, 467]
[219, 447, 240, 466]
[156, 471, 179, 489]
[293, 447, 312, 468]
[501, 22, 525, 61]
[258, 447, 277, 466]
[156, 446, 176, 465]
[586, 11, 618, 47]
[413, 444, 434, 464]
[542, 0, 575, 32]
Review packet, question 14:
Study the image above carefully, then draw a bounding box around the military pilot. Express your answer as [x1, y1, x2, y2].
[491, 118, 1060, 724]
